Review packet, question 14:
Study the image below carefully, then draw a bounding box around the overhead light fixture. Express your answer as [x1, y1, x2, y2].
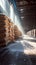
[21, 16, 24, 19]
[20, 9, 24, 13]
[20, 9, 24, 11]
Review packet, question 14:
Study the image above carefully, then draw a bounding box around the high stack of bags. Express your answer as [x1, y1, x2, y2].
[0, 14, 10, 46]
[0, 14, 22, 47]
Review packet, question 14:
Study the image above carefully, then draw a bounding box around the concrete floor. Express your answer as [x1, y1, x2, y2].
[0, 38, 36, 65]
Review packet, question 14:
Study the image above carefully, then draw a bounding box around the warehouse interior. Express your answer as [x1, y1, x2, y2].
[0, 0, 36, 65]
[9, 0, 36, 37]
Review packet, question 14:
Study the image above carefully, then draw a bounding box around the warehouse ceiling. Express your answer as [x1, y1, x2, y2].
[9, 0, 36, 33]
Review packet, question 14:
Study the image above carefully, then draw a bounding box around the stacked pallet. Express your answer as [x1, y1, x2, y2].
[0, 15, 10, 46]
[27, 29, 36, 37]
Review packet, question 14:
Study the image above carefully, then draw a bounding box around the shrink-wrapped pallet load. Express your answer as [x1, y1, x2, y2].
[0, 14, 10, 46]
